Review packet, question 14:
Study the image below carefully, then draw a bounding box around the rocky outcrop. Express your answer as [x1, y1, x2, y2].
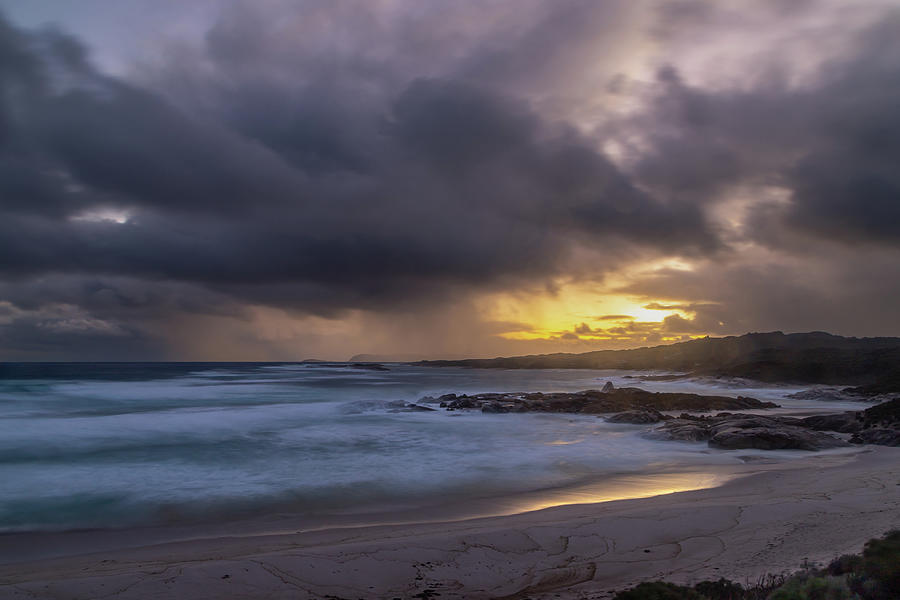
[850, 428, 900, 446]
[606, 410, 667, 424]
[859, 397, 900, 428]
[799, 399, 900, 447]
[425, 390, 900, 451]
[434, 388, 778, 414]
[651, 413, 849, 450]
[787, 388, 865, 402]
[646, 417, 711, 441]
[707, 416, 849, 450]
[801, 412, 861, 433]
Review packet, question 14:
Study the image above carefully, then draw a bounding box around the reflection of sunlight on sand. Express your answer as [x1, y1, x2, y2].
[507, 472, 735, 515]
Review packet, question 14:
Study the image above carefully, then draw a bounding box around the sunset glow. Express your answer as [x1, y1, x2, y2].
[0, 0, 897, 361]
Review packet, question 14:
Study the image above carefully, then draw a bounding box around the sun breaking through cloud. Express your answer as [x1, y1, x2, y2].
[0, 0, 899, 360]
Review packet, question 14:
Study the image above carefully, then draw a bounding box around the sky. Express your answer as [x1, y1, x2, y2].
[0, 0, 899, 361]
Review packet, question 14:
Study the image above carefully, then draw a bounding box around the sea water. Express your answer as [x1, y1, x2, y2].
[0, 362, 869, 532]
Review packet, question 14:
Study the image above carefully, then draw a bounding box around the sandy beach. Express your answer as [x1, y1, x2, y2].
[1, 446, 898, 600]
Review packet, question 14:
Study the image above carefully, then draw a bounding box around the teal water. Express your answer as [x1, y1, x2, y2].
[0, 363, 865, 532]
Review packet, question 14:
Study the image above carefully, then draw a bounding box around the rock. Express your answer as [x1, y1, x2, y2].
[606, 410, 666, 424]
[801, 412, 861, 433]
[440, 395, 478, 409]
[850, 427, 900, 446]
[481, 402, 507, 413]
[708, 416, 848, 450]
[601, 381, 615, 393]
[788, 388, 863, 402]
[647, 419, 711, 441]
[404, 403, 436, 412]
[860, 398, 900, 428]
[650, 413, 851, 449]
[434, 387, 778, 415]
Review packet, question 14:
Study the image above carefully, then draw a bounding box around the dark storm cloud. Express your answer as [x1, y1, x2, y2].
[629, 11, 900, 245]
[0, 8, 715, 317]
[2, 0, 900, 359]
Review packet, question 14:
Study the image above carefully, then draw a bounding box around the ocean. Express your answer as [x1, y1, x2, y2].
[0, 362, 868, 534]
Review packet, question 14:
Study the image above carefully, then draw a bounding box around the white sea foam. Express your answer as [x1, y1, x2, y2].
[0, 364, 865, 531]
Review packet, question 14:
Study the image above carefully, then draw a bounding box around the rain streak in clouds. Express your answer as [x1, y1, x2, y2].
[0, 0, 899, 360]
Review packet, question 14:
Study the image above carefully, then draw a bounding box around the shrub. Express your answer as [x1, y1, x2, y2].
[613, 581, 703, 600]
[768, 575, 857, 600]
[611, 531, 899, 600]
[826, 555, 863, 576]
[851, 530, 900, 600]
[694, 578, 745, 600]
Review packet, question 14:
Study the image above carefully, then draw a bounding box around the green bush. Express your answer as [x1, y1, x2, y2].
[613, 581, 703, 600]
[768, 575, 857, 600]
[851, 530, 900, 600]
[612, 531, 899, 600]
[826, 555, 863, 576]
[694, 578, 745, 599]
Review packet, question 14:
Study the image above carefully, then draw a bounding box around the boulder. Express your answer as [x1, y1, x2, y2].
[606, 410, 666, 424]
[860, 398, 900, 428]
[850, 428, 900, 446]
[788, 388, 863, 402]
[650, 413, 850, 449]
[801, 412, 861, 433]
[601, 381, 615, 393]
[708, 417, 848, 450]
[648, 419, 711, 442]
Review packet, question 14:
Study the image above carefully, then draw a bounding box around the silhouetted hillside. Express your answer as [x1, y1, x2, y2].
[421, 332, 900, 391]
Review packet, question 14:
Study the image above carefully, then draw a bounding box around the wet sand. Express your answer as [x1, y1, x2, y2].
[1, 447, 898, 599]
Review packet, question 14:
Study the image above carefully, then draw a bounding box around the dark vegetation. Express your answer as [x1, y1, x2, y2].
[612, 530, 900, 600]
[421, 332, 900, 394]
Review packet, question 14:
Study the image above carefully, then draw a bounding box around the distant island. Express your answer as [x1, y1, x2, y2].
[419, 331, 900, 395]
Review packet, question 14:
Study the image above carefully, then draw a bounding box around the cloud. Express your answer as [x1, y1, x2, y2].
[625, 11, 900, 247]
[644, 302, 687, 311]
[574, 322, 593, 334]
[0, 3, 726, 358]
[0, 10, 713, 293]
[1, 1, 900, 359]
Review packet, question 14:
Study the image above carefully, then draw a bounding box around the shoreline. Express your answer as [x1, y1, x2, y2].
[0, 465, 740, 565]
[1, 446, 898, 599]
